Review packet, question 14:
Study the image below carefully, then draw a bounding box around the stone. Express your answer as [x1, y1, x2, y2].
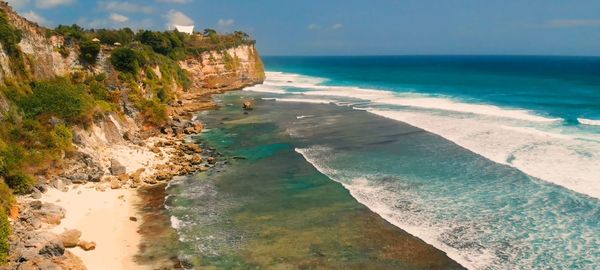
[30, 201, 43, 210]
[144, 178, 157, 185]
[110, 179, 122, 189]
[35, 203, 66, 225]
[190, 156, 203, 165]
[59, 229, 82, 248]
[117, 174, 129, 182]
[109, 159, 127, 175]
[207, 157, 216, 165]
[39, 240, 65, 257]
[31, 192, 42, 199]
[150, 147, 161, 154]
[77, 241, 96, 251]
[242, 100, 253, 110]
[37, 261, 61, 270]
[68, 173, 88, 184]
[129, 216, 138, 222]
[130, 168, 145, 183]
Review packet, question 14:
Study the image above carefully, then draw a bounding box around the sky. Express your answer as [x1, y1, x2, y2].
[6, 0, 600, 56]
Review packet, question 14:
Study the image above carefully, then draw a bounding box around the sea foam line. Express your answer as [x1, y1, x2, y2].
[294, 147, 485, 270]
[250, 72, 600, 200]
[578, 118, 600, 126]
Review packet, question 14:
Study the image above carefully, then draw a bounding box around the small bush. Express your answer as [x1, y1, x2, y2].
[111, 48, 140, 74]
[0, 209, 10, 265]
[19, 79, 94, 124]
[5, 172, 35, 195]
[80, 40, 101, 64]
[0, 181, 14, 214]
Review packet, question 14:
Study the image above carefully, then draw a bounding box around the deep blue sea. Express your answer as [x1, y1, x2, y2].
[242, 56, 600, 269]
[168, 56, 600, 270]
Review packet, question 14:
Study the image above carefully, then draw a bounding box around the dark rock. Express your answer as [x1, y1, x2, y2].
[67, 173, 88, 184]
[129, 216, 137, 222]
[30, 201, 43, 210]
[38, 240, 64, 257]
[110, 159, 126, 175]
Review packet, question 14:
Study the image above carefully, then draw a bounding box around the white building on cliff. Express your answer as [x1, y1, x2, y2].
[174, 24, 194, 35]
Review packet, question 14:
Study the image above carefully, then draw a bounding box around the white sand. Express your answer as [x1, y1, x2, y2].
[41, 185, 147, 270]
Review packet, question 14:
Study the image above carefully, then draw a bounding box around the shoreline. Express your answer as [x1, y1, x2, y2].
[40, 187, 144, 270]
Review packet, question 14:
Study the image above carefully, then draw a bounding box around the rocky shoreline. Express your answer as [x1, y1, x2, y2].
[3, 98, 253, 269]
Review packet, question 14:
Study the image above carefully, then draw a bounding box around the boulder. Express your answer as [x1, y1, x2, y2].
[109, 159, 127, 175]
[190, 156, 203, 165]
[130, 168, 145, 183]
[67, 173, 88, 184]
[242, 101, 253, 110]
[77, 241, 96, 251]
[59, 230, 82, 248]
[38, 240, 65, 257]
[110, 178, 122, 189]
[207, 157, 216, 165]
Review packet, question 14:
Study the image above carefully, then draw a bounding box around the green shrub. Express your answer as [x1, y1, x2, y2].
[0, 10, 25, 76]
[80, 40, 101, 64]
[0, 181, 14, 215]
[0, 209, 10, 265]
[137, 31, 173, 55]
[0, 11, 22, 58]
[19, 79, 94, 124]
[111, 48, 140, 74]
[49, 124, 73, 149]
[5, 172, 35, 195]
[54, 24, 86, 41]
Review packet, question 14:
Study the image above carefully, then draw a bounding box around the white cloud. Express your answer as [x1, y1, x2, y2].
[35, 0, 74, 9]
[156, 0, 192, 3]
[165, 9, 194, 28]
[22, 10, 50, 25]
[78, 16, 154, 30]
[308, 23, 320, 30]
[100, 1, 155, 14]
[331, 23, 343, 30]
[109, 13, 129, 23]
[544, 19, 600, 28]
[218, 19, 235, 28]
[308, 23, 344, 31]
[6, 0, 30, 10]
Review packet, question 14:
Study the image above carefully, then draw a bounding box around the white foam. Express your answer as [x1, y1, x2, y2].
[259, 72, 600, 200]
[294, 147, 484, 269]
[170, 215, 183, 229]
[296, 115, 315, 119]
[369, 109, 600, 200]
[265, 97, 335, 104]
[578, 118, 600, 126]
[260, 72, 561, 123]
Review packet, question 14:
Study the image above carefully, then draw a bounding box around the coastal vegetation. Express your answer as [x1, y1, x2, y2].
[0, 4, 261, 262]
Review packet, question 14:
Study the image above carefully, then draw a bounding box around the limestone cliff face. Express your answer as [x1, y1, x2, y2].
[0, 1, 91, 82]
[179, 44, 265, 91]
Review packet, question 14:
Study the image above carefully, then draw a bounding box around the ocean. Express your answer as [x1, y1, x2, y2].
[168, 56, 600, 269]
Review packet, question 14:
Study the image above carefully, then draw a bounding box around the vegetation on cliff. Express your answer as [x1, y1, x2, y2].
[0, 6, 262, 262]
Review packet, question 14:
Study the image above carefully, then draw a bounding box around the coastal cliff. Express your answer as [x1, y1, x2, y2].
[0, 2, 264, 269]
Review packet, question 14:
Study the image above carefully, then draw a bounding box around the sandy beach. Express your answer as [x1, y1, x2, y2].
[41, 186, 146, 270]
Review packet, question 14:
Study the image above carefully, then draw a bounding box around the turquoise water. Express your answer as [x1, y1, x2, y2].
[240, 56, 600, 269]
[167, 98, 463, 269]
[168, 56, 600, 269]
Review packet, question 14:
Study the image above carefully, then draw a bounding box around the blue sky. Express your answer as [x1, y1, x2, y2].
[6, 0, 600, 56]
